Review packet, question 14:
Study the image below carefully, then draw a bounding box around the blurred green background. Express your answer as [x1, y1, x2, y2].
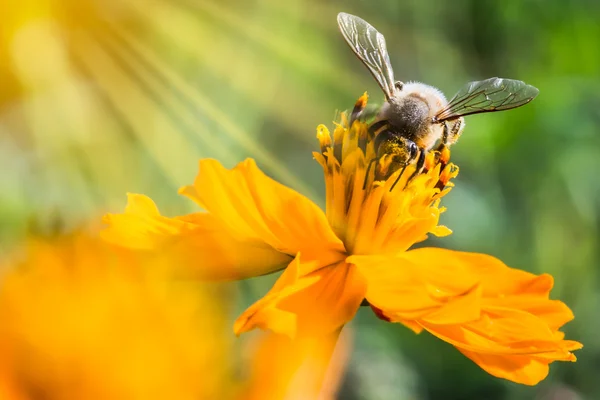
[1, 0, 599, 398]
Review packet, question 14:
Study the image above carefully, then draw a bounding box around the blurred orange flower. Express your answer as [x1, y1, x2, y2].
[0, 235, 232, 400]
[0, 234, 349, 399]
[239, 329, 351, 400]
[103, 94, 582, 385]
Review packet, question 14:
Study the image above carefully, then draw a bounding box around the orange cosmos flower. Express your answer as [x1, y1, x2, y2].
[102, 94, 581, 385]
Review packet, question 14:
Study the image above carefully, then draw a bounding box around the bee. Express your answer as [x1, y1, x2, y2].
[337, 12, 539, 174]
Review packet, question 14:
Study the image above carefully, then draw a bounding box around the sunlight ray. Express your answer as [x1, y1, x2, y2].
[107, 22, 321, 201]
[72, 33, 206, 190]
[183, 0, 360, 90]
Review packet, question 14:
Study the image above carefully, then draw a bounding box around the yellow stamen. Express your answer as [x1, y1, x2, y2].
[314, 95, 458, 256]
[354, 92, 368, 111]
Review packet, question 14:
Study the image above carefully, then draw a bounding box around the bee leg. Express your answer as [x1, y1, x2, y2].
[414, 149, 426, 174]
[432, 122, 453, 168]
[441, 121, 450, 145]
[437, 119, 462, 153]
[436, 120, 454, 150]
[389, 163, 410, 191]
[399, 150, 427, 188]
[446, 118, 464, 146]
[433, 122, 452, 166]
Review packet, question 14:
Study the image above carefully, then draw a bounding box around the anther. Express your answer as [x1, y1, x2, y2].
[440, 145, 451, 165]
[435, 165, 454, 191]
[316, 125, 332, 155]
[423, 151, 436, 173]
[350, 92, 368, 124]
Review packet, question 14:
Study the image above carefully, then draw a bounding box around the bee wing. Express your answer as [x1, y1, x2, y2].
[337, 12, 397, 100]
[435, 77, 539, 121]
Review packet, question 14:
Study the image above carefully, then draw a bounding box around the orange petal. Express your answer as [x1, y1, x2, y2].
[420, 306, 581, 385]
[407, 249, 577, 330]
[424, 310, 582, 385]
[406, 248, 551, 297]
[457, 349, 550, 386]
[485, 295, 575, 331]
[348, 253, 481, 324]
[234, 255, 366, 338]
[242, 329, 349, 400]
[420, 307, 574, 355]
[102, 194, 292, 280]
[353, 248, 581, 385]
[101, 193, 187, 250]
[179, 159, 345, 265]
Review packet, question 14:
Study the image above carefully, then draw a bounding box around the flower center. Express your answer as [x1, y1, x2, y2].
[313, 94, 458, 255]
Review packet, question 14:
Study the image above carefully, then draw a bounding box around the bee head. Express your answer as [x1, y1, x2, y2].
[375, 131, 418, 165]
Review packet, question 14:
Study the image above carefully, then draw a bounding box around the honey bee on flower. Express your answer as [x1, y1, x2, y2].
[336, 12, 538, 180]
[102, 14, 581, 387]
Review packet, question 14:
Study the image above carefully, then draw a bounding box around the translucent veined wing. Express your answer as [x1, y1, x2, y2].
[435, 77, 539, 121]
[337, 12, 397, 100]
